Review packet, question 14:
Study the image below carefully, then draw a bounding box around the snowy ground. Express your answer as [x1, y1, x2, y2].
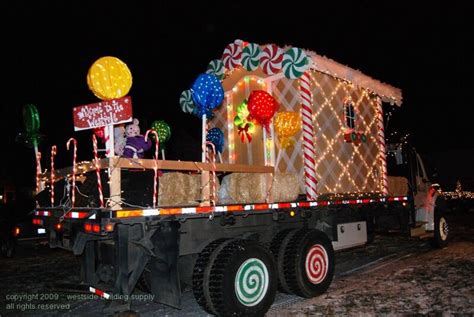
[1, 211, 473, 316]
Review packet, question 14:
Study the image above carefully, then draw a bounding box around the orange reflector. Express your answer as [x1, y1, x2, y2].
[290, 210, 296, 217]
[55, 223, 63, 231]
[105, 223, 114, 232]
[92, 224, 100, 233]
[13, 227, 20, 237]
[116, 210, 143, 218]
[84, 223, 92, 232]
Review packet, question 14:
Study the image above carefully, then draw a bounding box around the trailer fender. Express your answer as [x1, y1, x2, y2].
[148, 221, 181, 309]
[72, 231, 105, 255]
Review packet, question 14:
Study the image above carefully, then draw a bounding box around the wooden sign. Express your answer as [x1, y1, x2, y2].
[73, 96, 133, 131]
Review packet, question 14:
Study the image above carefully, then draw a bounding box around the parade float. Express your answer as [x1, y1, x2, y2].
[31, 41, 449, 316]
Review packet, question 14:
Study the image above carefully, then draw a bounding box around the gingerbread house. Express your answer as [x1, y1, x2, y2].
[204, 40, 402, 198]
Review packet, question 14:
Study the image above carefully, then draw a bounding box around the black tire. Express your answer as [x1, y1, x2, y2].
[192, 238, 232, 314]
[432, 209, 449, 248]
[269, 228, 298, 293]
[208, 240, 277, 316]
[282, 229, 335, 298]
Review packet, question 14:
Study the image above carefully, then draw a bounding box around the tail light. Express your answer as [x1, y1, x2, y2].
[92, 224, 101, 233]
[32, 218, 44, 226]
[13, 226, 20, 237]
[84, 223, 92, 232]
[54, 223, 63, 231]
[105, 223, 114, 232]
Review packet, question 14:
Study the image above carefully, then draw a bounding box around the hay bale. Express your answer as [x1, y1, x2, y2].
[158, 172, 220, 206]
[387, 176, 409, 197]
[219, 172, 299, 204]
[270, 173, 299, 202]
[158, 172, 201, 206]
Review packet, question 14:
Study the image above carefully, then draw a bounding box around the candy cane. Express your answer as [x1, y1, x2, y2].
[299, 71, 318, 200]
[376, 97, 389, 195]
[36, 151, 42, 194]
[50, 145, 57, 207]
[92, 135, 105, 207]
[206, 141, 217, 206]
[145, 129, 160, 208]
[66, 138, 77, 208]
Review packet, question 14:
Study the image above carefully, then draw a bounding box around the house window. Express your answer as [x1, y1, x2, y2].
[344, 100, 356, 129]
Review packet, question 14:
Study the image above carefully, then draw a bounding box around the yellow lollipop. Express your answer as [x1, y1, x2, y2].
[274, 111, 301, 148]
[87, 56, 132, 100]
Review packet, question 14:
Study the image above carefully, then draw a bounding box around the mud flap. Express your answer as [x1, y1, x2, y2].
[149, 221, 181, 309]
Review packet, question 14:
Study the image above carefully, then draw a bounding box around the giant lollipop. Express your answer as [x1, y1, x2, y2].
[191, 73, 224, 117]
[247, 90, 279, 133]
[151, 120, 171, 159]
[274, 111, 301, 149]
[87, 56, 132, 100]
[206, 128, 224, 163]
[191, 73, 224, 163]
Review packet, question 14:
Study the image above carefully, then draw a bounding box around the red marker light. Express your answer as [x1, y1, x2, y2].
[84, 223, 92, 232]
[92, 224, 100, 233]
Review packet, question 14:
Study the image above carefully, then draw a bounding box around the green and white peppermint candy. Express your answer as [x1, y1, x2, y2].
[241, 43, 262, 71]
[235, 258, 269, 307]
[282, 47, 309, 79]
[206, 59, 225, 80]
[179, 89, 195, 114]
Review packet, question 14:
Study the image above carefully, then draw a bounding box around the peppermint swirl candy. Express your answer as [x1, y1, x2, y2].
[260, 44, 283, 75]
[179, 89, 195, 114]
[241, 43, 262, 71]
[206, 59, 225, 79]
[221, 42, 242, 70]
[282, 47, 309, 79]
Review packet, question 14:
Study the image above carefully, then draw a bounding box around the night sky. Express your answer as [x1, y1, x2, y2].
[1, 1, 472, 190]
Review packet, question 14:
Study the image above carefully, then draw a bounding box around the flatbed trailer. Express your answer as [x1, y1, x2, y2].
[30, 41, 450, 316]
[32, 158, 418, 316]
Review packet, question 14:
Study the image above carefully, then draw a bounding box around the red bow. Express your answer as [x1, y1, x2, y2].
[238, 123, 253, 143]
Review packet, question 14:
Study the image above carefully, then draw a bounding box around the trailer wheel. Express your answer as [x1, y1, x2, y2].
[432, 209, 449, 248]
[208, 240, 277, 316]
[270, 228, 298, 293]
[192, 238, 232, 314]
[283, 229, 335, 298]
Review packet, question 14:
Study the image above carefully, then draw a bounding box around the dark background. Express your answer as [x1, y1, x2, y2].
[1, 1, 472, 191]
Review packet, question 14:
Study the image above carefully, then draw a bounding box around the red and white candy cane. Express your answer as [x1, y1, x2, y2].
[145, 129, 160, 208]
[92, 135, 105, 208]
[50, 145, 57, 207]
[205, 141, 217, 206]
[36, 151, 42, 194]
[299, 71, 318, 200]
[66, 138, 78, 208]
[376, 97, 388, 195]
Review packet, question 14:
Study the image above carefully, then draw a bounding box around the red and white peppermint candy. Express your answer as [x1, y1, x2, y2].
[221, 42, 242, 70]
[260, 44, 283, 75]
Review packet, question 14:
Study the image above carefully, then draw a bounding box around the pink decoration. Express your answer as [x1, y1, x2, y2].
[206, 141, 217, 206]
[145, 129, 160, 208]
[299, 72, 318, 200]
[92, 135, 105, 207]
[36, 151, 42, 194]
[50, 146, 57, 207]
[66, 138, 78, 207]
[376, 97, 388, 195]
[260, 44, 283, 75]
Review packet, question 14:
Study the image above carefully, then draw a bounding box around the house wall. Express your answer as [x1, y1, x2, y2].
[211, 68, 384, 196]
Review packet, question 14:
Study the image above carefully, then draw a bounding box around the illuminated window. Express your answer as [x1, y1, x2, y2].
[344, 99, 356, 129]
